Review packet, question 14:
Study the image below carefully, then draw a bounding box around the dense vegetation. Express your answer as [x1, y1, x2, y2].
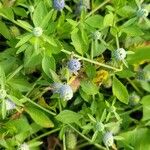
[0, 0, 150, 149]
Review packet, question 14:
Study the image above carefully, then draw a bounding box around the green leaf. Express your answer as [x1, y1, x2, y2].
[0, 21, 11, 39]
[103, 12, 114, 27]
[42, 55, 56, 77]
[71, 28, 88, 55]
[121, 25, 144, 37]
[15, 34, 33, 48]
[112, 76, 129, 104]
[33, 1, 48, 26]
[56, 110, 82, 124]
[85, 15, 103, 29]
[141, 95, 150, 121]
[127, 46, 150, 64]
[0, 65, 6, 89]
[26, 106, 54, 128]
[81, 80, 99, 95]
[41, 9, 54, 28]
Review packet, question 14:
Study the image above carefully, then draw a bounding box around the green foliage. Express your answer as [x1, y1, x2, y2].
[0, 0, 149, 149]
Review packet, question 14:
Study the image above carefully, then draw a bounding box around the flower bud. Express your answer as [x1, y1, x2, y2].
[33, 27, 43, 37]
[53, 0, 65, 11]
[103, 132, 114, 147]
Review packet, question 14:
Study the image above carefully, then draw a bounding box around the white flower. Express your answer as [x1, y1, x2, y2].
[6, 99, 16, 111]
[33, 27, 43, 37]
[19, 143, 29, 150]
[113, 48, 127, 61]
[103, 132, 114, 147]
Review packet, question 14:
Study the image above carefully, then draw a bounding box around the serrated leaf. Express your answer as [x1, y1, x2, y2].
[112, 76, 129, 104]
[56, 110, 82, 124]
[26, 106, 54, 128]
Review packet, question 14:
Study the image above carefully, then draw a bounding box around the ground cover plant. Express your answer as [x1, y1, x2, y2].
[0, 0, 150, 149]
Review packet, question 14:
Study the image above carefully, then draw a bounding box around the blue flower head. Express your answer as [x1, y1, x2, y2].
[59, 84, 73, 100]
[53, 0, 65, 10]
[68, 59, 81, 73]
[52, 82, 63, 94]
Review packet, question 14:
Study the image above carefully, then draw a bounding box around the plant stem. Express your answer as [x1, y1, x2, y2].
[127, 78, 143, 95]
[26, 98, 56, 116]
[115, 35, 120, 49]
[25, 76, 43, 97]
[63, 134, 66, 150]
[61, 49, 121, 71]
[85, 0, 110, 19]
[120, 105, 142, 116]
[7, 65, 23, 81]
[31, 128, 60, 141]
[68, 124, 106, 150]
[77, 142, 92, 149]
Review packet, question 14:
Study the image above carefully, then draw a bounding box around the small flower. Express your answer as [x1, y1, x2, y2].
[136, 70, 150, 81]
[113, 48, 127, 61]
[52, 82, 63, 94]
[103, 132, 114, 147]
[0, 89, 7, 99]
[19, 143, 29, 150]
[53, 0, 65, 10]
[129, 92, 140, 106]
[137, 8, 149, 18]
[6, 99, 16, 111]
[96, 122, 105, 132]
[59, 84, 73, 100]
[28, 5, 34, 13]
[33, 27, 43, 37]
[92, 31, 101, 40]
[68, 59, 81, 74]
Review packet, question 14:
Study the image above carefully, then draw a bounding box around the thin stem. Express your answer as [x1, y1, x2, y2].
[68, 124, 106, 150]
[85, 0, 110, 19]
[31, 128, 60, 141]
[25, 76, 43, 97]
[77, 142, 92, 149]
[115, 35, 120, 49]
[26, 98, 56, 116]
[61, 49, 121, 71]
[120, 105, 142, 116]
[127, 78, 143, 95]
[63, 134, 66, 150]
[7, 65, 23, 81]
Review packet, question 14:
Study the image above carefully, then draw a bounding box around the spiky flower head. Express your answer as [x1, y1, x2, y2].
[59, 84, 73, 100]
[103, 132, 114, 147]
[6, 99, 16, 111]
[113, 48, 127, 61]
[53, 0, 65, 10]
[33, 27, 43, 37]
[68, 59, 81, 74]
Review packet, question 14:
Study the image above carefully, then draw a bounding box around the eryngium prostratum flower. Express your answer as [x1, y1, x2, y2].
[103, 132, 114, 147]
[113, 48, 127, 61]
[68, 59, 81, 74]
[53, 0, 65, 10]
